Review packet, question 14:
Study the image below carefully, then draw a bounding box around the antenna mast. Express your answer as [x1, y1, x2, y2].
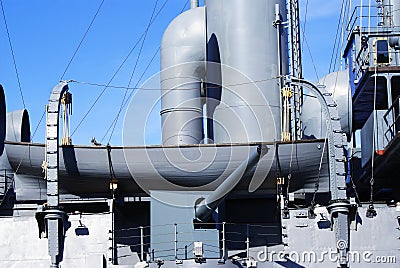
[288, 0, 303, 140]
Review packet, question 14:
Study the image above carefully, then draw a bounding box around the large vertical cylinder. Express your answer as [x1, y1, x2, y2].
[160, 7, 206, 145]
[206, 0, 288, 143]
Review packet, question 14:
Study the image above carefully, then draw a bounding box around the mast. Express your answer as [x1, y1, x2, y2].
[288, 0, 303, 140]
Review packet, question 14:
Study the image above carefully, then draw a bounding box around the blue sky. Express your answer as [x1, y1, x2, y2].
[0, 0, 344, 145]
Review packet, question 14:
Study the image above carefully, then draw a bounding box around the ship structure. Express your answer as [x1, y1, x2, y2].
[0, 0, 400, 267]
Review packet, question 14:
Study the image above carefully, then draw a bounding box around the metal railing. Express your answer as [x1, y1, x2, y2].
[346, 4, 382, 34]
[345, 3, 400, 36]
[384, 95, 400, 142]
[110, 221, 282, 263]
[350, 42, 400, 88]
[0, 169, 14, 205]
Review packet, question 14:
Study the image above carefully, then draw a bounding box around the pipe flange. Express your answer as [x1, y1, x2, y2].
[327, 199, 350, 214]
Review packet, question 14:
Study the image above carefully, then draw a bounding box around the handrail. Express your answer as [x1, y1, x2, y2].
[112, 221, 285, 262]
[384, 95, 400, 142]
[0, 169, 14, 205]
[347, 5, 381, 32]
[346, 4, 392, 35]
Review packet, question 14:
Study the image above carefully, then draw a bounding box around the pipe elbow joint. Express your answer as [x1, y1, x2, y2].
[194, 199, 214, 223]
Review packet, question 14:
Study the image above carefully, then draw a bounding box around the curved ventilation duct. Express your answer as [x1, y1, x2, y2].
[206, 0, 288, 143]
[160, 6, 206, 145]
[6, 109, 31, 142]
[302, 70, 352, 140]
[0, 85, 5, 156]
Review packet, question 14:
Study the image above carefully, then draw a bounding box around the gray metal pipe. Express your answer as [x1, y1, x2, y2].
[190, 0, 199, 9]
[6, 109, 30, 142]
[194, 145, 265, 222]
[302, 70, 352, 140]
[160, 7, 206, 145]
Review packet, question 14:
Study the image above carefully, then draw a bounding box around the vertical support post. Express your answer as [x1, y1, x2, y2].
[185, 245, 188, 260]
[43, 81, 70, 268]
[221, 222, 226, 260]
[246, 224, 250, 259]
[274, 3, 285, 138]
[274, 4, 283, 88]
[110, 199, 117, 265]
[288, 0, 303, 140]
[174, 223, 178, 260]
[4, 169, 6, 192]
[140, 226, 144, 261]
[152, 249, 155, 262]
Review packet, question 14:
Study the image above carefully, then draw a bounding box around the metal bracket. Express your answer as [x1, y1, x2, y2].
[35, 207, 69, 268]
[35, 208, 69, 238]
[43, 81, 70, 268]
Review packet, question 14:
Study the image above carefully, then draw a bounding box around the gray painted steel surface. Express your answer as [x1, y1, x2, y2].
[45, 81, 69, 207]
[6, 109, 30, 143]
[360, 110, 390, 167]
[0, 212, 112, 267]
[281, 205, 400, 268]
[206, 0, 288, 143]
[290, 78, 348, 200]
[288, 0, 303, 140]
[302, 70, 352, 139]
[195, 146, 263, 222]
[290, 77, 349, 265]
[391, 0, 400, 27]
[5, 140, 329, 199]
[42, 81, 70, 268]
[150, 192, 220, 262]
[384, 0, 400, 27]
[160, 7, 206, 145]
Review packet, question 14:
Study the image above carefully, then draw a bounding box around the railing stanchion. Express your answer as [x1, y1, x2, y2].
[140, 226, 144, 261]
[222, 222, 226, 260]
[4, 170, 7, 194]
[174, 223, 178, 260]
[246, 224, 250, 259]
[185, 245, 187, 260]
